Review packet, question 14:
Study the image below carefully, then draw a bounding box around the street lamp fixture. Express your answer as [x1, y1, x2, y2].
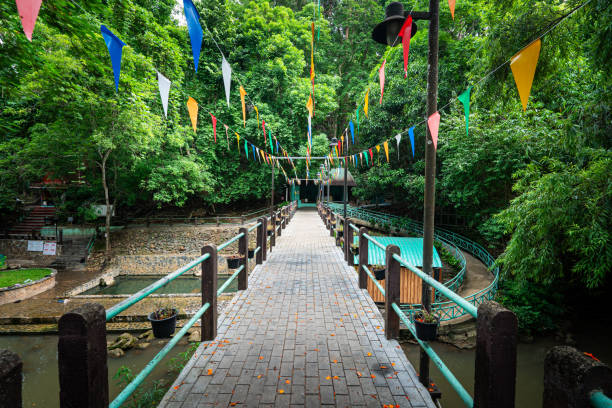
[371, 2, 418, 46]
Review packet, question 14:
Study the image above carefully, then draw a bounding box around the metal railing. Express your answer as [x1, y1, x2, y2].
[327, 202, 498, 322]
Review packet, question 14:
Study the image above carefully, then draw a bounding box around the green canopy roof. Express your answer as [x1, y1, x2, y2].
[353, 236, 442, 268]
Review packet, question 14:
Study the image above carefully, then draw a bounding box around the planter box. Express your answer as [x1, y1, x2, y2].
[226, 256, 241, 269]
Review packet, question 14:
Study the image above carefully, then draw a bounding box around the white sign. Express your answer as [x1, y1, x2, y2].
[91, 205, 115, 217]
[27, 240, 44, 252]
[43, 242, 57, 256]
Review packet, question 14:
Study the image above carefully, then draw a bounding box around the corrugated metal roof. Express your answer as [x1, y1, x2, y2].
[352, 236, 442, 268]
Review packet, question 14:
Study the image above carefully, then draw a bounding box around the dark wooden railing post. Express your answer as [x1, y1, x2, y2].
[543, 346, 612, 408]
[0, 349, 22, 408]
[385, 245, 401, 339]
[270, 214, 276, 249]
[330, 213, 335, 237]
[256, 218, 264, 265]
[346, 219, 354, 266]
[216, 216, 220, 227]
[238, 227, 248, 291]
[473, 301, 518, 408]
[358, 227, 368, 290]
[277, 211, 282, 237]
[58, 303, 108, 408]
[201, 245, 218, 341]
[262, 217, 268, 261]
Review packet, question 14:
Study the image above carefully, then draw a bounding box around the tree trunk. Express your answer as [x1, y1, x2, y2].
[99, 150, 111, 260]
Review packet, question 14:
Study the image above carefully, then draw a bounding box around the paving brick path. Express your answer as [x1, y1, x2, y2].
[160, 209, 435, 408]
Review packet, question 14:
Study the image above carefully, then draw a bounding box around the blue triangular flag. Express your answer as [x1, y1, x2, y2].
[349, 121, 354, 145]
[100, 25, 125, 91]
[183, 0, 203, 72]
[276, 140, 279, 153]
[408, 126, 415, 158]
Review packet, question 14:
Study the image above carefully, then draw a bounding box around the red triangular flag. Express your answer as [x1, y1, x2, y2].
[398, 16, 412, 78]
[16, 0, 42, 41]
[379, 59, 386, 104]
[210, 113, 217, 142]
[262, 120, 267, 143]
[427, 111, 440, 150]
[368, 148, 373, 163]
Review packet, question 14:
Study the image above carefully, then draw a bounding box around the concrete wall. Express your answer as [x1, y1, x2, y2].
[0, 239, 61, 266]
[0, 270, 56, 305]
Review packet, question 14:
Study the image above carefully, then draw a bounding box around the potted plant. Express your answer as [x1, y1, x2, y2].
[414, 309, 440, 341]
[370, 265, 386, 280]
[336, 226, 343, 238]
[350, 243, 359, 255]
[267, 225, 274, 236]
[148, 307, 178, 338]
[226, 254, 242, 269]
[248, 247, 256, 259]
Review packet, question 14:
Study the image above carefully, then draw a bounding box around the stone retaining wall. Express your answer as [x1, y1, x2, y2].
[110, 254, 197, 275]
[0, 239, 61, 266]
[0, 269, 57, 306]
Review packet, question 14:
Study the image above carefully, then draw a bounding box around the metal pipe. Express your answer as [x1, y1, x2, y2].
[362, 265, 386, 297]
[217, 265, 244, 296]
[591, 391, 612, 408]
[217, 232, 245, 252]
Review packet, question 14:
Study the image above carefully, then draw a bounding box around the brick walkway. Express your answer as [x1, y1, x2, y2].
[160, 209, 435, 408]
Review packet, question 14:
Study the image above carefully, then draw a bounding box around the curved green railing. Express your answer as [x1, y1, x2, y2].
[327, 202, 499, 322]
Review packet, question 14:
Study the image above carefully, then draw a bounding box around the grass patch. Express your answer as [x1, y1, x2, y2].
[0, 268, 53, 288]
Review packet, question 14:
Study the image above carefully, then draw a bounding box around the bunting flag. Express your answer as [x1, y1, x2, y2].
[448, 0, 456, 19]
[340, 136, 344, 155]
[310, 22, 315, 82]
[262, 120, 267, 143]
[269, 131, 274, 152]
[187, 97, 198, 132]
[379, 60, 386, 104]
[157, 72, 171, 118]
[245, 140, 248, 158]
[349, 121, 355, 145]
[306, 95, 314, 118]
[356, 108, 360, 134]
[376, 145, 381, 162]
[398, 16, 413, 78]
[364, 89, 369, 117]
[394, 134, 402, 160]
[16, 0, 42, 41]
[510, 39, 541, 111]
[254, 106, 260, 128]
[235, 132, 240, 154]
[408, 126, 415, 158]
[210, 113, 217, 142]
[240, 86, 247, 126]
[368, 148, 374, 164]
[224, 124, 229, 150]
[457, 87, 472, 136]
[364, 151, 369, 166]
[221, 57, 232, 107]
[428, 111, 440, 150]
[383, 141, 389, 162]
[100, 25, 125, 91]
[183, 0, 203, 72]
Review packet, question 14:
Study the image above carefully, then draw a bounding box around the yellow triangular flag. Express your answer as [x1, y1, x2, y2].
[187, 97, 198, 133]
[376, 144, 381, 153]
[510, 39, 541, 111]
[254, 105, 260, 128]
[364, 89, 369, 117]
[306, 95, 313, 118]
[240, 86, 247, 127]
[383, 141, 389, 162]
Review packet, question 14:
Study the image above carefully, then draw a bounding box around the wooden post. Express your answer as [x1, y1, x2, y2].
[216, 216, 220, 227]
[277, 212, 282, 237]
[58, 303, 108, 408]
[201, 245, 218, 341]
[282, 208, 287, 229]
[270, 214, 276, 249]
[330, 213, 335, 237]
[256, 218, 264, 265]
[474, 301, 518, 408]
[0, 349, 22, 408]
[346, 218, 354, 266]
[262, 217, 268, 261]
[385, 245, 400, 339]
[543, 346, 612, 408]
[238, 227, 248, 291]
[358, 227, 368, 290]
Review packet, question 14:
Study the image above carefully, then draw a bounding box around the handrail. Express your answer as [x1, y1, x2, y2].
[109, 302, 211, 408]
[391, 303, 474, 407]
[217, 232, 245, 252]
[217, 265, 243, 296]
[362, 233, 386, 251]
[591, 391, 612, 408]
[248, 221, 262, 232]
[393, 253, 478, 318]
[106, 252, 211, 320]
[349, 223, 359, 233]
[362, 265, 386, 297]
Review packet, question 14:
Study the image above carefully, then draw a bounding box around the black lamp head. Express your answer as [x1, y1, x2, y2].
[372, 2, 418, 46]
[329, 137, 338, 148]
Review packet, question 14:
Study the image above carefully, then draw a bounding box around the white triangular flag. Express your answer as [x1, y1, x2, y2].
[394, 133, 402, 160]
[157, 72, 171, 118]
[221, 57, 232, 107]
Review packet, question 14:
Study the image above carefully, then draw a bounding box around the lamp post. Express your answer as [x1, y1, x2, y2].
[372, 1, 439, 390]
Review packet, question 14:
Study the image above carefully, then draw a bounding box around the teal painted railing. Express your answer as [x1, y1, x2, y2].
[104, 204, 296, 407]
[328, 203, 498, 322]
[591, 391, 612, 408]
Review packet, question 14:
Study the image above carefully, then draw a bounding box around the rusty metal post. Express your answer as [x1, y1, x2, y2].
[473, 301, 518, 408]
[58, 303, 108, 408]
[358, 227, 368, 289]
[238, 227, 248, 291]
[385, 245, 401, 339]
[0, 349, 22, 408]
[201, 245, 218, 341]
[256, 218, 264, 265]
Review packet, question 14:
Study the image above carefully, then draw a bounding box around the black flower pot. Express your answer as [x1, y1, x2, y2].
[350, 246, 359, 255]
[227, 255, 241, 269]
[148, 309, 177, 338]
[267, 229, 273, 236]
[248, 249, 255, 259]
[414, 317, 439, 341]
[336, 230, 343, 238]
[371, 266, 386, 280]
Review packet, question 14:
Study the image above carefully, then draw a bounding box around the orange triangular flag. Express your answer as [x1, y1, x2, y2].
[510, 39, 541, 111]
[240, 86, 247, 127]
[187, 97, 198, 132]
[306, 95, 313, 118]
[383, 141, 389, 162]
[364, 89, 369, 117]
[428, 111, 440, 150]
[448, 0, 456, 19]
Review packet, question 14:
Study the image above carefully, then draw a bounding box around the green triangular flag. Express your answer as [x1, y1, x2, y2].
[457, 87, 472, 136]
[269, 131, 274, 152]
[356, 108, 360, 134]
[364, 150, 369, 166]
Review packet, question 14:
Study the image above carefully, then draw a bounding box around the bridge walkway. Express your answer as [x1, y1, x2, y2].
[160, 209, 435, 407]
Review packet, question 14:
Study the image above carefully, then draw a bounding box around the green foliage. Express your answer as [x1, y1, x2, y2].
[113, 366, 167, 408]
[434, 241, 462, 272]
[0, 268, 53, 288]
